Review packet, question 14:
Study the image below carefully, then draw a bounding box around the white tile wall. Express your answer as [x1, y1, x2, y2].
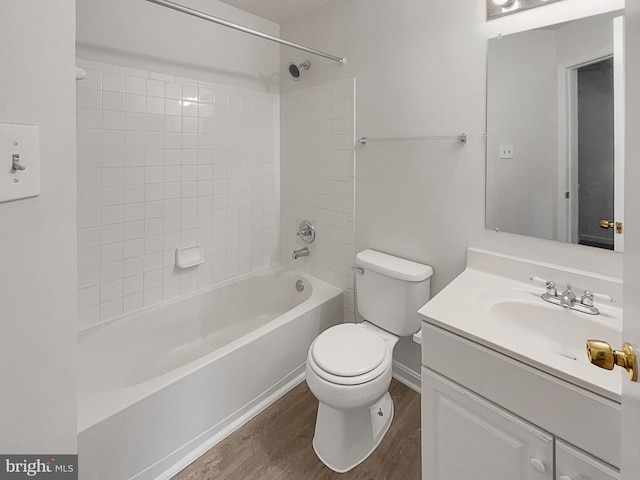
[76, 59, 280, 329]
[280, 79, 356, 321]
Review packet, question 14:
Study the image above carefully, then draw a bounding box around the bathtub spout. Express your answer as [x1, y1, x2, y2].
[292, 247, 309, 260]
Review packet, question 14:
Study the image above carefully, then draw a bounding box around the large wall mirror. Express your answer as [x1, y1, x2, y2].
[486, 11, 625, 251]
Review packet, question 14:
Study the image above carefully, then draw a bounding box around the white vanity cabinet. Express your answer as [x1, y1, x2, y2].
[417, 249, 623, 480]
[556, 441, 619, 480]
[422, 368, 554, 480]
[420, 322, 621, 480]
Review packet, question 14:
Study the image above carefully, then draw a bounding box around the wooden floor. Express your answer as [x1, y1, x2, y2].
[173, 379, 421, 480]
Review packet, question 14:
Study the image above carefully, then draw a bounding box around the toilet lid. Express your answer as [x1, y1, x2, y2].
[311, 323, 387, 377]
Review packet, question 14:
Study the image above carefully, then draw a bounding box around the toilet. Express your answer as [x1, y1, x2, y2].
[305, 249, 433, 473]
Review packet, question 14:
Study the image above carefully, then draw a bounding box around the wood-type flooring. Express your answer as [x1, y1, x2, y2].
[173, 378, 421, 480]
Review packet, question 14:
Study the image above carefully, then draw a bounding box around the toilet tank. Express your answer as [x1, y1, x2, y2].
[354, 249, 433, 336]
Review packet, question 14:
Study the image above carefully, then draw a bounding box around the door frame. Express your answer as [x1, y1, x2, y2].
[621, 7, 638, 480]
[613, 16, 625, 252]
[556, 47, 612, 244]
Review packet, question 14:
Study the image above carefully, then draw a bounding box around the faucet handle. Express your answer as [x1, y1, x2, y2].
[529, 276, 557, 296]
[584, 290, 615, 305]
[296, 220, 315, 244]
[581, 291, 595, 307]
[529, 276, 547, 287]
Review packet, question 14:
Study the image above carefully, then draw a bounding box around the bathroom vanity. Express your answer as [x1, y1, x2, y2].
[419, 248, 623, 480]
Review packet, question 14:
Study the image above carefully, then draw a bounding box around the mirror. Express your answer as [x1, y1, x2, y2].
[486, 11, 624, 251]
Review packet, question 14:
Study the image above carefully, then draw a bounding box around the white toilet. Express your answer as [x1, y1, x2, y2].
[305, 249, 433, 473]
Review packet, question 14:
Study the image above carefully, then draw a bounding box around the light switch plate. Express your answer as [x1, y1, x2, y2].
[0, 123, 40, 203]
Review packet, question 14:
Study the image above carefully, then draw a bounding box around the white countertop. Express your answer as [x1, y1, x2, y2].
[419, 266, 622, 402]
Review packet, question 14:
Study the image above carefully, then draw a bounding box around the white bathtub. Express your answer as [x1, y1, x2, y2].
[77, 267, 343, 480]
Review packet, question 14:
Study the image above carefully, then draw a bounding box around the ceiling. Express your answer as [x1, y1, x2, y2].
[219, 0, 332, 25]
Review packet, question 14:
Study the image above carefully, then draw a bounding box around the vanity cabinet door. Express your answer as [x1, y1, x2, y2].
[556, 440, 619, 480]
[422, 367, 553, 480]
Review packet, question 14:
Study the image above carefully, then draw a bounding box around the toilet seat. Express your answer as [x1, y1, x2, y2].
[309, 324, 392, 386]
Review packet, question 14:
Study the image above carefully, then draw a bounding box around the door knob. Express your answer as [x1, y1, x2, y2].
[600, 219, 614, 228]
[599, 219, 623, 234]
[586, 339, 638, 381]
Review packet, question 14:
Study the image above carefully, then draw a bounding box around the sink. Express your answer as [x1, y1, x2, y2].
[419, 249, 624, 471]
[418, 250, 624, 401]
[488, 299, 621, 364]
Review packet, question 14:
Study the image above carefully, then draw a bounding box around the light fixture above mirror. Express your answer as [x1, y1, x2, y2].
[487, 0, 563, 20]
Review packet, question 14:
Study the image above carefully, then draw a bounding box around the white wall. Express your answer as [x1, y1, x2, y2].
[77, 0, 280, 92]
[0, 1, 77, 452]
[280, 79, 356, 321]
[281, 0, 624, 373]
[487, 12, 618, 242]
[76, 60, 280, 328]
[556, 11, 617, 62]
[75, 0, 282, 328]
[487, 29, 558, 240]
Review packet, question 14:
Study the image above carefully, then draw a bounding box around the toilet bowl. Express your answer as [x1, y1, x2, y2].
[305, 250, 433, 473]
[305, 322, 398, 473]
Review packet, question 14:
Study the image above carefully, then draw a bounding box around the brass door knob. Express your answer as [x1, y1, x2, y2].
[599, 219, 623, 234]
[586, 339, 638, 381]
[600, 219, 615, 229]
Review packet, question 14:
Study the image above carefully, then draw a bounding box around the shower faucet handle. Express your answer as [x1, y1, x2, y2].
[296, 220, 315, 244]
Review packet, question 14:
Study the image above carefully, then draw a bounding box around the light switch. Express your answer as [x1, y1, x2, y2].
[0, 123, 40, 203]
[499, 144, 514, 159]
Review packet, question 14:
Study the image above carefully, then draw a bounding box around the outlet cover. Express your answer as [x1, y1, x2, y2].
[499, 144, 514, 159]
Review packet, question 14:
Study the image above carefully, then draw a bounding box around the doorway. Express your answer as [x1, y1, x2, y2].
[574, 56, 615, 249]
[563, 54, 615, 249]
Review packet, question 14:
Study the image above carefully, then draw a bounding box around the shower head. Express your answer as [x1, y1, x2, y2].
[287, 61, 310, 81]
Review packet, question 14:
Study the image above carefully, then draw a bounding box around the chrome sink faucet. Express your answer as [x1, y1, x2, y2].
[531, 277, 612, 315]
[559, 284, 577, 308]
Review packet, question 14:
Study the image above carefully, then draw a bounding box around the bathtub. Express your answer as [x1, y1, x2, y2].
[77, 267, 343, 480]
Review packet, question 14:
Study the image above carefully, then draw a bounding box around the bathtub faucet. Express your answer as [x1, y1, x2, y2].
[292, 247, 310, 260]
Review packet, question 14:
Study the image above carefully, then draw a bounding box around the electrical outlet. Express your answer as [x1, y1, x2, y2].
[499, 144, 514, 159]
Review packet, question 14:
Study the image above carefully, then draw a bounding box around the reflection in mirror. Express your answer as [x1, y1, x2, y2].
[485, 11, 624, 251]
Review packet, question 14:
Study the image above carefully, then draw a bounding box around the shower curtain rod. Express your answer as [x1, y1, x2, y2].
[145, 0, 347, 64]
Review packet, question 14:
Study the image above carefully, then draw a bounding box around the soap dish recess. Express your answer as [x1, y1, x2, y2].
[175, 245, 205, 269]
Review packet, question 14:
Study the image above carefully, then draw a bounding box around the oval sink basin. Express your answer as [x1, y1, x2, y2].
[418, 260, 624, 401]
[489, 299, 621, 364]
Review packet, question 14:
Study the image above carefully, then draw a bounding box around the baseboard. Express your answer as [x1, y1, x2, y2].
[149, 365, 306, 480]
[392, 361, 421, 393]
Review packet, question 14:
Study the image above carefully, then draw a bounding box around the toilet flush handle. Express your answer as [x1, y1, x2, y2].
[352, 266, 364, 275]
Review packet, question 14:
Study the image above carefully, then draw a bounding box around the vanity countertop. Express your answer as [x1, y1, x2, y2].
[419, 264, 623, 402]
